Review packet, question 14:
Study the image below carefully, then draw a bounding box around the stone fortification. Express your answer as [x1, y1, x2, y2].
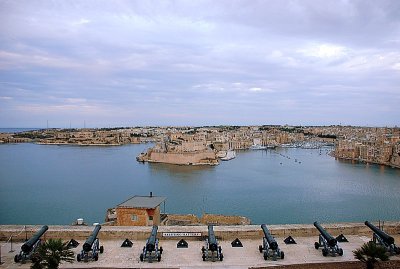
[200, 213, 251, 225]
[139, 150, 218, 165]
[164, 213, 251, 225]
[136, 132, 220, 165]
[1, 221, 399, 242]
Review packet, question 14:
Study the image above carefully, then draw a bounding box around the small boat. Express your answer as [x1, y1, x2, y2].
[280, 143, 292, 148]
[216, 151, 227, 158]
[250, 144, 267, 150]
[221, 150, 236, 161]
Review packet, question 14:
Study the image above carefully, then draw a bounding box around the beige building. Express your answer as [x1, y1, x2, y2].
[115, 194, 166, 226]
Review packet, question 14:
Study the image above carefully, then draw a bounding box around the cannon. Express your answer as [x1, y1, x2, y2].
[14, 225, 48, 263]
[140, 225, 163, 262]
[258, 224, 284, 260]
[201, 225, 223, 261]
[77, 225, 103, 262]
[314, 222, 343, 256]
[365, 221, 400, 255]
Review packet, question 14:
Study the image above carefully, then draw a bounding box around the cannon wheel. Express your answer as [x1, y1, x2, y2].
[338, 248, 343, 256]
[94, 253, 99, 261]
[14, 254, 21, 263]
[220, 253, 224, 261]
[263, 252, 268, 260]
[77, 254, 81, 262]
[100, 246, 104, 253]
[140, 253, 144, 262]
[314, 242, 320, 249]
[259, 245, 263, 253]
[322, 249, 328, 257]
[281, 251, 285, 259]
[159, 246, 163, 254]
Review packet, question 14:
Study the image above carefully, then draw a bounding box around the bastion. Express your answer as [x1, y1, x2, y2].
[1, 222, 399, 269]
[1, 222, 400, 242]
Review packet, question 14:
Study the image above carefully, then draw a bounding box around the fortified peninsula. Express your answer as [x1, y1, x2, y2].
[136, 132, 219, 165]
[1, 125, 399, 168]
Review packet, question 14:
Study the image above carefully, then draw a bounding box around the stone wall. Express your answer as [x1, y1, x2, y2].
[116, 206, 161, 226]
[200, 213, 251, 225]
[164, 213, 251, 225]
[1, 221, 399, 242]
[116, 208, 148, 226]
[148, 151, 217, 165]
[165, 214, 200, 225]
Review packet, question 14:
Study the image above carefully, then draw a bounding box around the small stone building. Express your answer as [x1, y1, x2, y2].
[116, 194, 166, 226]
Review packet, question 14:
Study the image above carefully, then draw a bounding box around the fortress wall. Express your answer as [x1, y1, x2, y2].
[1, 222, 399, 242]
[149, 151, 216, 165]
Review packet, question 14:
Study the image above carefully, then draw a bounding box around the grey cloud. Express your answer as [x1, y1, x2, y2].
[0, 0, 399, 127]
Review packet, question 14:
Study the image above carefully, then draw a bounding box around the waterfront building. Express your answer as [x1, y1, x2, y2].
[2, 125, 399, 168]
[115, 193, 166, 226]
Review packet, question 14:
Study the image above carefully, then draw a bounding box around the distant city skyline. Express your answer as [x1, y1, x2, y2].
[1, 0, 399, 128]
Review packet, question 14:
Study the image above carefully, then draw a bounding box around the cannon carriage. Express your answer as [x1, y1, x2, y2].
[314, 222, 343, 257]
[14, 225, 48, 263]
[201, 225, 223, 261]
[77, 224, 104, 262]
[258, 224, 284, 260]
[140, 225, 163, 262]
[365, 221, 400, 255]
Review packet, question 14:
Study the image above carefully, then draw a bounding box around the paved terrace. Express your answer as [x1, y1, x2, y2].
[1, 222, 399, 268]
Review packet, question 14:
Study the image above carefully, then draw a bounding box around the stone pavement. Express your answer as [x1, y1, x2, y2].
[1, 235, 399, 268]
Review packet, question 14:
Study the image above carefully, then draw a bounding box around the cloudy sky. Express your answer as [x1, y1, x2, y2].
[0, 0, 399, 128]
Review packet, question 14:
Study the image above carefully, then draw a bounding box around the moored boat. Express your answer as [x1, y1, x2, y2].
[221, 150, 236, 161]
[250, 144, 267, 150]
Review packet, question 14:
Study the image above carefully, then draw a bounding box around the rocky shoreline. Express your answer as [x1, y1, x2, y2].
[332, 153, 400, 169]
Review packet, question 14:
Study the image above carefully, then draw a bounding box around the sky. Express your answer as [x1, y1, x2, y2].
[0, 0, 399, 128]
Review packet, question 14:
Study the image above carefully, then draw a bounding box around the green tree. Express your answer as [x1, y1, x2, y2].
[30, 239, 74, 269]
[353, 241, 389, 269]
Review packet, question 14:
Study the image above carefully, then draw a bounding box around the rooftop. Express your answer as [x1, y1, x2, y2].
[117, 195, 166, 209]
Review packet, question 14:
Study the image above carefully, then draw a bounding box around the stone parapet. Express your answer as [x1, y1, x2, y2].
[1, 221, 399, 242]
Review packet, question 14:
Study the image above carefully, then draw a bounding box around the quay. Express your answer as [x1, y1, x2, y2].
[1, 222, 399, 268]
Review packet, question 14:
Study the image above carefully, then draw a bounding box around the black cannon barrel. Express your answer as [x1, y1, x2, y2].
[261, 224, 278, 250]
[208, 225, 218, 252]
[83, 225, 101, 252]
[146, 225, 158, 252]
[314, 222, 337, 247]
[365, 221, 395, 245]
[21, 225, 48, 253]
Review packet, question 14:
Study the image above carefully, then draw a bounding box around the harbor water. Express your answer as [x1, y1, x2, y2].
[0, 143, 399, 225]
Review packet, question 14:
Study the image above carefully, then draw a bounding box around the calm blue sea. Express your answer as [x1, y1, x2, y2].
[0, 143, 399, 225]
[0, 128, 41, 133]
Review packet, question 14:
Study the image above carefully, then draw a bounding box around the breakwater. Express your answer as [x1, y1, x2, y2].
[1, 221, 399, 242]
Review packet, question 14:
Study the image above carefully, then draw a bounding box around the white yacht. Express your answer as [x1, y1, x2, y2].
[250, 144, 267, 150]
[221, 150, 236, 161]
